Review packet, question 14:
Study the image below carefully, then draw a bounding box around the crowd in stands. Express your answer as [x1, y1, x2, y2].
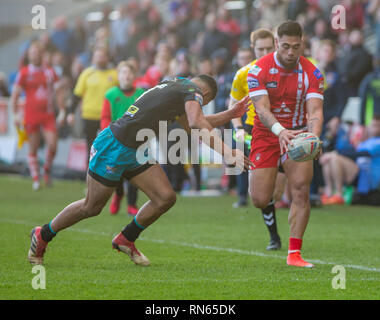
[1, 0, 380, 205]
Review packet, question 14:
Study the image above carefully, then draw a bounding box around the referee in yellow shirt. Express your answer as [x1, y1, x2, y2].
[229, 29, 285, 251]
[67, 46, 118, 160]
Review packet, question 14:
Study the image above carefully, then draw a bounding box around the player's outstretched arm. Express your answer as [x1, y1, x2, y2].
[204, 96, 250, 128]
[228, 97, 244, 128]
[184, 100, 253, 171]
[252, 94, 301, 154]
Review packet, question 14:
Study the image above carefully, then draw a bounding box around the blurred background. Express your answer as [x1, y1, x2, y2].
[0, 0, 379, 207]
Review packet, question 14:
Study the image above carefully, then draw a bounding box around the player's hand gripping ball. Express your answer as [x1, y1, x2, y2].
[287, 132, 322, 162]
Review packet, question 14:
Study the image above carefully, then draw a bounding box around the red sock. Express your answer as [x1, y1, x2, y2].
[28, 154, 39, 182]
[288, 237, 302, 254]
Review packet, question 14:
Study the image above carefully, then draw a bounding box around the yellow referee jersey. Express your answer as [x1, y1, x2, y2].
[230, 60, 257, 126]
[74, 66, 118, 120]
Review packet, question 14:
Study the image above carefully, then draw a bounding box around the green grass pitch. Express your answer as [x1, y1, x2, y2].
[0, 174, 379, 300]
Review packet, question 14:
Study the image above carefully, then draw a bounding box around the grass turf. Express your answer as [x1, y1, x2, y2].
[0, 174, 379, 300]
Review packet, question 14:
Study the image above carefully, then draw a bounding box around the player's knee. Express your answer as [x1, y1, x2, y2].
[81, 202, 104, 218]
[47, 146, 57, 155]
[156, 191, 177, 212]
[291, 185, 309, 205]
[250, 194, 271, 209]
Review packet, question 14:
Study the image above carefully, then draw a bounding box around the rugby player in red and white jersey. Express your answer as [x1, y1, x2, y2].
[11, 41, 65, 190]
[247, 21, 324, 267]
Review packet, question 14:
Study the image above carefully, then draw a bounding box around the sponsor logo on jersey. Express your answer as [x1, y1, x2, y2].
[106, 165, 116, 174]
[248, 77, 259, 89]
[265, 81, 277, 88]
[249, 65, 262, 76]
[313, 68, 323, 79]
[125, 105, 139, 117]
[194, 93, 204, 106]
[89, 146, 97, 162]
[273, 102, 291, 113]
[294, 69, 303, 74]
[269, 68, 278, 74]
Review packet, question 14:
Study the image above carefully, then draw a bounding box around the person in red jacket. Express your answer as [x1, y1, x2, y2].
[101, 60, 145, 216]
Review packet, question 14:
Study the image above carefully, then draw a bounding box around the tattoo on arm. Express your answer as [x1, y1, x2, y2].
[307, 117, 322, 135]
[253, 95, 277, 130]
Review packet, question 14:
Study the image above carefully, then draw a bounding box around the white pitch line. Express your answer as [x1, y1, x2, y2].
[2, 217, 380, 273]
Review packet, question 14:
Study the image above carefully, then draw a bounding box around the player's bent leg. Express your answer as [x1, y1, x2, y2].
[249, 167, 281, 250]
[28, 174, 114, 265]
[112, 164, 176, 266]
[283, 159, 314, 268]
[129, 164, 176, 227]
[249, 167, 277, 209]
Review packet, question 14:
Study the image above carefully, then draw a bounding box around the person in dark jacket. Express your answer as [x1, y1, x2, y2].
[200, 13, 231, 59]
[338, 29, 373, 97]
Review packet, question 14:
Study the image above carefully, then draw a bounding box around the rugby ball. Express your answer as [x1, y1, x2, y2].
[287, 132, 321, 162]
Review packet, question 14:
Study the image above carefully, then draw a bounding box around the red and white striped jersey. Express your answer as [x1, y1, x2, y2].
[15, 64, 58, 121]
[247, 52, 324, 131]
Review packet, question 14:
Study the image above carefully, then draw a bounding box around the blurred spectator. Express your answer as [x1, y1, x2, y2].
[136, 0, 162, 35]
[175, 51, 194, 78]
[303, 5, 323, 38]
[100, 4, 113, 28]
[0, 71, 10, 97]
[211, 48, 233, 114]
[316, 40, 346, 147]
[123, 21, 144, 61]
[169, 0, 191, 20]
[137, 30, 160, 70]
[235, 47, 254, 69]
[110, 4, 132, 63]
[216, 6, 241, 51]
[94, 26, 110, 49]
[343, 0, 365, 30]
[359, 58, 380, 126]
[39, 32, 58, 53]
[287, 0, 308, 20]
[50, 16, 74, 57]
[309, 18, 335, 44]
[367, 0, 380, 61]
[200, 13, 231, 59]
[197, 57, 213, 75]
[135, 53, 171, 89]
[166, 33, 181, 56]
[338, 29, 373, 97]
[319, 116, 380, 205]
[71, 18, 87, 55]
[258, 0, 287, 29]
[186, 5, 207, 47]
